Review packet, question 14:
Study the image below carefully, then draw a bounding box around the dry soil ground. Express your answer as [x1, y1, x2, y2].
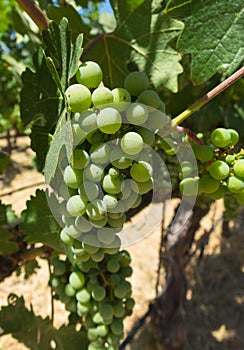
[0, 134, 243, 350]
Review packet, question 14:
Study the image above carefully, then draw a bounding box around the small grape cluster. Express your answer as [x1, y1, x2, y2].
[179, 127, 244, 204]
[50, 253, 134, 350]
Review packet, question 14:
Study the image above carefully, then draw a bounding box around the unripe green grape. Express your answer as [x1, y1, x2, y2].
[193, 144, 214, 162]
[233, 159, 244, 178]
[111, 318, 124, 335]
[227, 176, 244, 193]
[113, 301, 125, 318]
[89, 216, 108, 228]
[77, 301, 90, 315]
[76, 287, 91, 303]
[126, 103, 149, 125]
[86, 130, 103, 144]
[69, 271, 85, 290]
[86, 199, 107, 221]
[158, 99, 166, 112]
[130, 161, 153, 182]
[137, 89, 160, 108]
[88, 327, 99, 341]
[103, 194, 118, 209]
[179, 177, 198, 196]
[92, 285, 106, 301]
[66, 195, 87, 216]
[132, 178, 153, 195]
[114, 284, 127, 299]
[235, 190, 244, 204]
[78, 181, 99, 202]
[102, 174, 123, 194]
[109, 167, 120, 177]
[228, 128, 239, 146]
[130, 193, 142, 208]
[66, 298, 77, 313]
[92, 86, 113, 107]
[52, 258, 67, 276]
[65, 84, 92, 112]
[91, 249, 105, 262]
[71, 149, 90, 169]
[72, 123, 87, 145]
[225, 154, 235, 165]
[107, 214, 126, 228]
[120, 266, 133, 277]
[198, 174, 220, 194]
[60, 227, 74, 244]
[65, 284, 76, 297]
[179, 161, 193, 179]
[84, 163, 104, 182]
[63, 224, 81, 239]
[208, 160, 230, 180]
[121, 131, 143, 155]
[211, 128, 231, 148]
[112, 87, 131, 111]
[90, 142, 110, 164]
[64, 165, 83, 189]
[146, 109, 167, 130]
[110, 147, 133, 169]
[97, 107, 122, 134]
[136, 126, 155, 146]
[102, 236, 121, 254]
[125, 297, 135, 310]
[119, 250, 132, 266]
[76, 61, 103, 89]
[75, 215, 93, 232]
[97, 227, 116, 245]
[124, 71, 149, 96]
[99, 303, 114, 321]
[97, 324, 109, 337]
[107, 257, 120, 273]
[80, 112, 97, 132]
[209, 186, 226, 200]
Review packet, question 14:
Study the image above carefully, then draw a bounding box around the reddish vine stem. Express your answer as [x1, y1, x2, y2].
[15, 0, 49, 31]
[176, 126, 205, 145]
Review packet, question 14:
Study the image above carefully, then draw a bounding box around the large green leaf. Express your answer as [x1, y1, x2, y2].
[83, 0, 183, 92]
[19, 190, 62, 251]
[0, 294, 88, 350]
[167, 0, 244, 84]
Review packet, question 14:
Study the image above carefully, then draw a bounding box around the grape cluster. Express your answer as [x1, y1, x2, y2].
[179, 127, 244, 204]
[50, 253, 134, 350]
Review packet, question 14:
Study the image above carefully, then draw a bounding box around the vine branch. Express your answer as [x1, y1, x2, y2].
[15, 0, 49, 31]
[172, 66, 244, 125]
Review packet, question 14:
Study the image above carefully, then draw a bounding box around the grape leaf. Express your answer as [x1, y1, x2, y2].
[167, 0, 244, 84]
[0, 201, 18, 254]
[0, 294, 88, 350]
[83, 0, 183, 92]
[19, 189, 62, 251]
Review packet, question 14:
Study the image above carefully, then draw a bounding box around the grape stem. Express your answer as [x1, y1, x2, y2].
[176, 126, 204, 146]
[15, 0, 49, 31]
[172, 66, 244, 125]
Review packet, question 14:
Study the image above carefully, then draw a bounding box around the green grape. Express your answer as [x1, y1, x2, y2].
[52, 258, 67, 276]
[120, 266, 133, 277]
[125, 297, 135, 310]
[63, 225, 81, 239]
[146, 109, 167, 130]
[209, 186, 226, 200]
[121, 132, 143, 155]
[90, 142, 110, 164]
[192, 144, 214, 162]
[111, 318, 124, 335]
[80, 112, 98, 132]
[106, 257, 120, 273]
[107, 214, 126, 228]
[89, 216, 108, 228]
[86, 199, 107, 221]
[208, 160, 230, 180]
[65, 84, 92, 112]
[137, 89, 160, 108]
[76, 61, 103, 88]
[64, 165, 83, 189]
[107, 333, 120, 346]
[158, 99, 166, 112]
[75, 215, 93, 232]
[114, 284, 127, 299]
[179, 161, 193, 179]
[109, 167, 120, 177]
[126, 103, 148, 125]
[132, 178, 153, 195]
[92, 87, 113, 107]
[66, 298, 77, 313]
[198, 174, 220, 194]
[227, 176, 244, 193]
[99, 303, 114, 321]
[233, 159, 244, 178]
[60, 227, 74, 244]
[136, 126, 155, 146]
[112, 88, 131, 111]
[211, 128, 231, 148]
[66, 195, 87, 216]
[228, 128, 239, 146]
[78, 181, 99, 201]
[77, 301, 90, 315]
[225, 154, 235, 165]
[97, 107, 122, 134]
[92, 285, 106, 301]
[76, 288, 91, 303]
[97, 324, 109, 337]
[69, 271, 85, 290]
[110, 147, 133, 169]
[88, 327, 99, 341]
[71, 149, 90, 169]
[91, 249, 105, 262]
[179, 177, 199, 196]
[84, 315, 95, 330]
[130, 161, 153, 182]
[130, 193, 142, 208]
[102, 174, 123, 194]
[103, 194, 118, 209]
[97, 228, 116, 245]
[65, 284, 76, 297]
[235, 190, 244, 204]
[124, 71, 149, 96]
[72, 123, 87, 145]
[84, 163, 104, 182]
[113, 301, 125, 318]
[86, 130, 103, 144]
[102, 236, 121, 254]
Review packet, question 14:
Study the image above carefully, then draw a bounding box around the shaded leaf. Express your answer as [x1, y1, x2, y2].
[19, 189, 62, 251]
[0, 202, 18, 254]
